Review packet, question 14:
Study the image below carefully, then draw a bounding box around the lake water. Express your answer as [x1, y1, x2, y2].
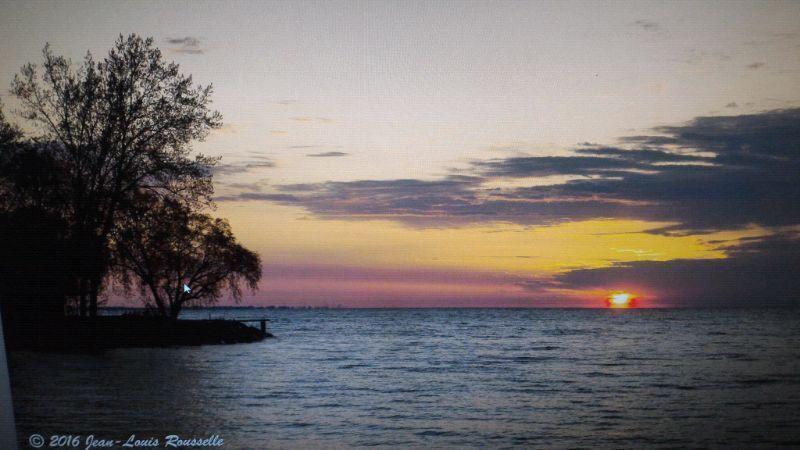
[9, 308, 800, 448]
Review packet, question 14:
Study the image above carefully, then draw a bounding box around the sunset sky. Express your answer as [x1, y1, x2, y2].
[2, 0, 800, 307]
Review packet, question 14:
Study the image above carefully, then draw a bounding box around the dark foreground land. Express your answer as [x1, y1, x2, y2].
[4, 316, 271, 351]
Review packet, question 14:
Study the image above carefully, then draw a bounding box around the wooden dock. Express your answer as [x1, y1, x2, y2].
[188, 313, 271, 335]
[234, 318, 271, 334]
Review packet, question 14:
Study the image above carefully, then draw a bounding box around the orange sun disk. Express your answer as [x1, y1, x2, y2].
[606, 291, 637, 308]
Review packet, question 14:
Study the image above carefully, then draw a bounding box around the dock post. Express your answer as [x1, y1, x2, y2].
[260, 319, 266, 334]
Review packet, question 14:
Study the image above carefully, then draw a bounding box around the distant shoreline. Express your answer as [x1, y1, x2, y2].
[101, 305, 800, 311]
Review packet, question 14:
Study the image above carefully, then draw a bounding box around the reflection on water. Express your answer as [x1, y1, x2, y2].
[10, 308, 800, 448]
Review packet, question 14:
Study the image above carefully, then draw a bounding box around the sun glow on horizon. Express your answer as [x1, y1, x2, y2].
[606, 291, 637, 308]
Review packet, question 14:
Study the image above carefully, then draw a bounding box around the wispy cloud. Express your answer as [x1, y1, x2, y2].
[631, 19, 661, 32]
[684, 49, 731, 65]
[306, 151, 349, 158]
[291, 117, 335, 124]
[165, 36, 204, 54]
[215, 192, 294, 201]
[291, 145, 347, 150]
[213, 155, 276, 176]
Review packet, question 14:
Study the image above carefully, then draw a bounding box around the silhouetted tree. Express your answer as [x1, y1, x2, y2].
[10, 34, 221, 317]
[114, 194, 261, 318]
[0, 105, 78, 326]
[0, 106, 22, 146]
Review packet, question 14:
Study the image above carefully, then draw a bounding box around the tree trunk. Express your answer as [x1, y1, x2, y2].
[149, 287, 167, 317]
[169, 296, 182, 320]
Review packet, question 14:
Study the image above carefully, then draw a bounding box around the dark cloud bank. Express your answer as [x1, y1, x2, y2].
[555, 232, 800, 306]
[221, 109, 800, 305]
[253, 108, 800, 234]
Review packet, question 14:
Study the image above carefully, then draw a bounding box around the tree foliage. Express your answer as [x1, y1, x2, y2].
[115, 194, 261, 318]
[9, 34, 222, 316]
[2, 35, 262, 324]
[0, 106, 23, 146]
[0, 104, 78, 323]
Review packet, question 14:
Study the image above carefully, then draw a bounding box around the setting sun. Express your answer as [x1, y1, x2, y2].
[606, 291, 637, 308]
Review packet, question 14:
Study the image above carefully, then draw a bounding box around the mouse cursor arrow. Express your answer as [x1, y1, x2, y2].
[183, 284, 191, 294]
